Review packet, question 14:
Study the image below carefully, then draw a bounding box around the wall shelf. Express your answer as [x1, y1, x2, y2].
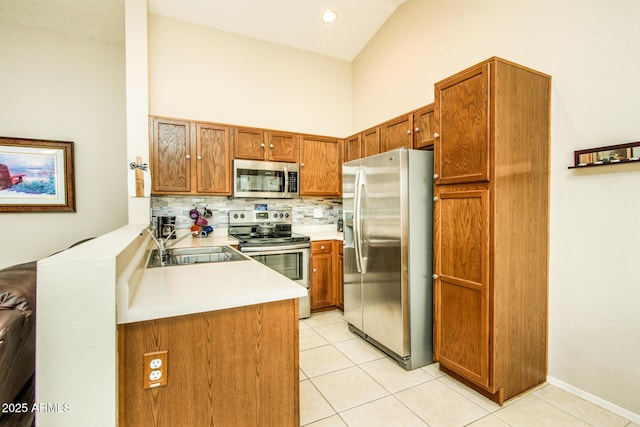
[569, 141, 640, 169]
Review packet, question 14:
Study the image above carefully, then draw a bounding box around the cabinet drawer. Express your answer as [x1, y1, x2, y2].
[311, 241, 332, 254]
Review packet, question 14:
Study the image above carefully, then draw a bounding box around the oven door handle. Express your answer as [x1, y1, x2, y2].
[240, 243, 310, 252]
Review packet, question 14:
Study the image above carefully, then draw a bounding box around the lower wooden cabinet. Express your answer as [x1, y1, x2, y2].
[310, 240, 344, 312]
[118, 299, 300, 427]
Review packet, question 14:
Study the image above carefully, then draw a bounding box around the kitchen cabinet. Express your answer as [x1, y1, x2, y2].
[344, 126, 380, 162]
[334, 240, 344, 310]
[119, 299, 300, 426]
[299, 135, 342, 197]
[362, 126, 381, 158]
[381, 113, 413, 152]
[310, 241, 334, 312]
[413, 104, 435, 150]
[432, 57, 550, 405]
[344, 133, 361, 163]
[150, 117, 232, 195]
[310, 240, 344, 312]
[195, 122, 232, 194]
[378, 104, 435, 153]
[233, 127, 298, 163]
[267, 131, 298, 163]
[150, 117, 192, 193]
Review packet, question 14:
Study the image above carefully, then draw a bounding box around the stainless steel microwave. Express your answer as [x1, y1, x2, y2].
[233, 159, 299, 198]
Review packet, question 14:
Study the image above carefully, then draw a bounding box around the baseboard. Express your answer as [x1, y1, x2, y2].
[546, 376, 640, 424]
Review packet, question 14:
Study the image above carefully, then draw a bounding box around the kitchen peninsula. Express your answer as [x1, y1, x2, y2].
[37, 224, 306, 427]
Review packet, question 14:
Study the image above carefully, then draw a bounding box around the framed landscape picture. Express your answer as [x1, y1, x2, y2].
[0, 137, 75, 212]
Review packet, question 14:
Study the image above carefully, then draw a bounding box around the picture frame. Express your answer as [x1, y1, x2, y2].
[0, 137, 75, 212]
[571, 141, 640, 169]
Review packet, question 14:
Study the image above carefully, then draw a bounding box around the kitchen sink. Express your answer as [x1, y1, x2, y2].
[147, 246, 250, 268]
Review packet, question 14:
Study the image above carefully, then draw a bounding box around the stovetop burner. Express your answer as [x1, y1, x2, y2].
[228, 209, 310, 248]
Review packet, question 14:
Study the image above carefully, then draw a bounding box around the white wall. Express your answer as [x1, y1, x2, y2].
[148, 14, 352, 138]
[353, 0, 640, 417]
[0, 22, 128, 269]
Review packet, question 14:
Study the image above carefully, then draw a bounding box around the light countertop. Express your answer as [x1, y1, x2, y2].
[117, 232, 306, 324]
[293, 224, 343, 241]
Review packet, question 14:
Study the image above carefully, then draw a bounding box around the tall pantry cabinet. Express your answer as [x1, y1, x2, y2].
[432, 57, 551, 405]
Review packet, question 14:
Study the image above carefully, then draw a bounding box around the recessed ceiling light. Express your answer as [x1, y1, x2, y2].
[321, 10, 338, 24]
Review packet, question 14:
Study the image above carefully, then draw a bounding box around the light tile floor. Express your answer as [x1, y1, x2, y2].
[299, 310, 637, 427]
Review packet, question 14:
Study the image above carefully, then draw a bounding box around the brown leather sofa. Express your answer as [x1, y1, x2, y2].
[0, 261, 36, 409]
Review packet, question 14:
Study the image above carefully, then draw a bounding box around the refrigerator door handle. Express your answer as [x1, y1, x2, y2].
[354, 168, 366, 274]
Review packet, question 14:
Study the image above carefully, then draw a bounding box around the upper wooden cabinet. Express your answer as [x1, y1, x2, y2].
[150, 117, 192, 193]
[381, 114, 414, 152]
[195, 123, 232, 194]
[434, 64, 490, 184]
[150, 117, 232, 195]
[233, 127, 298, 163]
[344, 126, 381, 163]
[413, 104, 435, 150]
[299, 135, 341, 197]
[432, 57, 551, 405]
[267, 131, 298, 163]
[233, 127, 265, 160]
[344, 133, 361, 163]
[362, 126, 381, 158]
[358, 104, 434, 156]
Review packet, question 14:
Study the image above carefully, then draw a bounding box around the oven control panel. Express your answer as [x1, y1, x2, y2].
[229, 209, 292, 225]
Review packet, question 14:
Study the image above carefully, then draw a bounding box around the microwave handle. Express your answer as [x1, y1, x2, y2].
[283, 166, 289, 194]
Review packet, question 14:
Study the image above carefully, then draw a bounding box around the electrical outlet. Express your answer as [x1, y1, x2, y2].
[143, 350, 168, 389]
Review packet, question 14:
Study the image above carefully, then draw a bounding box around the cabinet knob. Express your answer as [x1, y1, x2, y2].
[197, 156, 202, 160]
[433, 132, 440, 139]
[433, 196, 439, 201]
[260, 143, 265, 148]
[301, 163, 305, 167]
[406, 129, 412, 135]
[432, 274, 439, 280]
[270, 144, 274, 148]
[313, 268, 317, 273]
[415, 127, 421, 133]
[321, 245, 325, 250]
[186, 154, 191, 159]
[433, 173, 439, 179]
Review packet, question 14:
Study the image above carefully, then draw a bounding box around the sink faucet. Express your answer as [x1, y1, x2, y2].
[147, 228, 193, 266]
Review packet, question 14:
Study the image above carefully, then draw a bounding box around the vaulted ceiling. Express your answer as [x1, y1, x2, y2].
[0, 0, 408, 61]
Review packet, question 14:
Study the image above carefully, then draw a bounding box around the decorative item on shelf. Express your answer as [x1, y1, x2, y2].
[570, 141, 640, 169]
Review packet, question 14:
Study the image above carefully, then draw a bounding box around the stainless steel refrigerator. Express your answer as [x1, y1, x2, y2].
[343, 148, 433, 370]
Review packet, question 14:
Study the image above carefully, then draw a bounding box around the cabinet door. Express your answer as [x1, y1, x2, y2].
[413, 104, 435, 150]
[299, 136, 341, 197]
[344, 133, 361, 163]
[434, 63, 490, 184]
[311, 247, 333, 310]
[234, 127, 266, 160]
[362, 126, 380, 158]
[334, 241, 344, 310]
[381, 114, 413, 152]
[196, 123, 232, 194]
[150, 117, 192, 193]
[267, 131, 298, 163]
[434, 188, 490, 389]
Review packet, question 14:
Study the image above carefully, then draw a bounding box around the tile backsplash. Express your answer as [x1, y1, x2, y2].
[151, 196, 343, 230]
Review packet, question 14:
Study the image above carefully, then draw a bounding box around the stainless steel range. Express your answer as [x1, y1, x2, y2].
[228, 209, 310, 319]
